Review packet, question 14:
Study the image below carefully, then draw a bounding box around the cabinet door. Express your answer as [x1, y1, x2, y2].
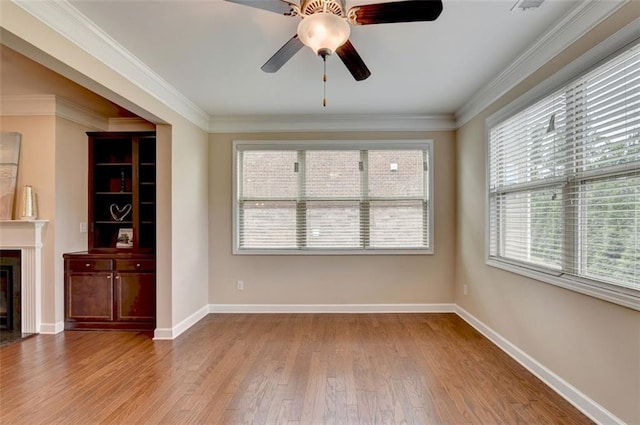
[66, 272, 114, 321]
[115, 272, 155, 321]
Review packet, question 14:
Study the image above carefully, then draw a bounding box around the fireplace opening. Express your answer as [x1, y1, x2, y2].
[0, 250, 29, 347]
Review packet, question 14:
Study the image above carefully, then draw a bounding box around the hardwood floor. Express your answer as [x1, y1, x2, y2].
[0, 314, 593, 425]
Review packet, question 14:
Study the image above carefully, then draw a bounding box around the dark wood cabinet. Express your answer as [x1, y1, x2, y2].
[64, 253, 155, 330]
[64, 131, 156, 331]
[66, 271, 113, 321]
[116, 270, 155, 321]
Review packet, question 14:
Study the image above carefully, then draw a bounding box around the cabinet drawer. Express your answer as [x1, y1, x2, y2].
[68, 259, 112, 272]
[114, 259, 155, 272]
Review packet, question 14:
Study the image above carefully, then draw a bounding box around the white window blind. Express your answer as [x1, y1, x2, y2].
[234, 141, 433, 254]
[488, 42, 640, 303]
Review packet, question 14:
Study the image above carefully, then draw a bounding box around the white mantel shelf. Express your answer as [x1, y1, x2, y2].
[0, 220, 48, 334]
[0, 220, 48, 247]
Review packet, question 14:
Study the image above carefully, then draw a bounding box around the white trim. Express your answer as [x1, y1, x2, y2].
[39, 321, 64, 334]
[232, 249, 434, 256]
[455, 306, 625, 425]
[9, 0, 628, 132]
[484, 26, 640, 312]
[486, 17, 640, 130]
[0, 220, 48, 335]
[1, 94, 110, 130]
[55, 97, 109, 130]
[152, 327, 174, 340]
[487, 259, 640, 311]
[12, 0, 210, 132]
[233, 139, 438, 149]
[233, 139, 434, 255]
[152, 304, 209, 340]
[455, 0, 629, 127]
[1, 94, 56, 116]
[108, 117, 155, 132]
[210, 114, 456, 133]
[209, 303, 455, 314]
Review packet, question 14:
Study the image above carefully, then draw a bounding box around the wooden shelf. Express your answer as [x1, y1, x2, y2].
[95, 162, 133, 166]
[95, 192, 133, 195]
[64, 131, 157, 331]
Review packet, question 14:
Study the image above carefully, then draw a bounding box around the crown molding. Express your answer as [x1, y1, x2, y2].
[487, 17, 640, 131]
[12, 0, 210, 132]
[1, 95, 56, 116]
[1, 94, 109, 130]
[209, 113, 457, 133]
[12, 0, 627, 133]
[56, 97, 109, 129]
[455, 0, 629, 128]
[108, 117, 156, 132]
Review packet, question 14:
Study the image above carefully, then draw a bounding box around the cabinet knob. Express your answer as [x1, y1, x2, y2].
[115, 275, 120, 280]
[107, 275, 111, 279]
[136, 263, 141, 267]
[85, 263, 91, 267]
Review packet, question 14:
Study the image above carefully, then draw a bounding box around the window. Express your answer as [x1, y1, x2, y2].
[234, 140, 433, 254]
[487, 42, 640, 309]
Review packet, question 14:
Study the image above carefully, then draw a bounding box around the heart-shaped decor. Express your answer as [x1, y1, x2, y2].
[110, 203, 132, 222]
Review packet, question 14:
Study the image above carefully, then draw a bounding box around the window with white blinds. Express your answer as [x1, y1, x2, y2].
[234, 140, 433, 254]
[488, 42, 640, 307]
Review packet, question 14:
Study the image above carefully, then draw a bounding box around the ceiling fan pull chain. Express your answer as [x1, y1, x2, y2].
[323, 55, 327, 107]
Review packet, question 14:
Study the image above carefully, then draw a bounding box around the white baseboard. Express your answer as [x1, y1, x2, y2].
[454, 306, 624, 425]
[39, 321, 64, 334]
[153, 304, 209, 340]
[153, 327, 174, 340]
[209, 303, 455, 314]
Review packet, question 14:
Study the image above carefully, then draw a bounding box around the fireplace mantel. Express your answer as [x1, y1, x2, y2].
[0, 220, 47, 247]
[0, 220, 48, 333]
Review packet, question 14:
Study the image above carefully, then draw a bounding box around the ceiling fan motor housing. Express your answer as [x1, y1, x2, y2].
[300, 0, 346, 16]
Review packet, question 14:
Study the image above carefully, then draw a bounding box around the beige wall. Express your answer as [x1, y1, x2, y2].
[0, 115, 58, 326]
[455, 4, 640, 424]
[155, 124, 173, 330]
[209, 131, 456, 305]
[171, 124, 209, 324]
[55, 117, 91, 325]
[1, 1, 210, 331]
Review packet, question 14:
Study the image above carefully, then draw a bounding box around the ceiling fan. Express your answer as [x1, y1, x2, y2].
[224, 0, 443, 82]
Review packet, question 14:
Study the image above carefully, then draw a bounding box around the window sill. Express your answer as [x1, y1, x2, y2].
[486, 259, 640, 311]
[234, 248, 434, 256]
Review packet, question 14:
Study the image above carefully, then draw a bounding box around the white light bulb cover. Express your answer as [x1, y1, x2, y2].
[297, 13, 351, 56]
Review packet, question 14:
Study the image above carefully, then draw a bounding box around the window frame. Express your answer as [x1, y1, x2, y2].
[485, 34, 640, 311]
[233, 139, 434, 256]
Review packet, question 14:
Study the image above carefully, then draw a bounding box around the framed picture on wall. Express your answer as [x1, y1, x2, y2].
[116, 228, 133, 248]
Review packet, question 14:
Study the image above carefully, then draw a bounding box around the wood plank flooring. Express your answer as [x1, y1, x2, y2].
[0, 313, 593, 425]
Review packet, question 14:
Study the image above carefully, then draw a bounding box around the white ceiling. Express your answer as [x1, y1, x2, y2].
[66, 0, 581, 118]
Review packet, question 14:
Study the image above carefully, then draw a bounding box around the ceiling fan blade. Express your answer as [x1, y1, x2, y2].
[261, 35, 305, 73]
[349, 0, 443, 25]
[224, 0, 295, 15]
[336, 40, 371, 81]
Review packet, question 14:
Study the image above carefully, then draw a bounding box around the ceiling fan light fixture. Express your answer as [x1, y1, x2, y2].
[297, 12, 351, 57]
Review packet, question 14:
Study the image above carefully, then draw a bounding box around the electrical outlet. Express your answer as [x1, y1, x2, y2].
[80, 222, 88, 233]
[237, 280, 244, 291]
[463, 284, 468, 295]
